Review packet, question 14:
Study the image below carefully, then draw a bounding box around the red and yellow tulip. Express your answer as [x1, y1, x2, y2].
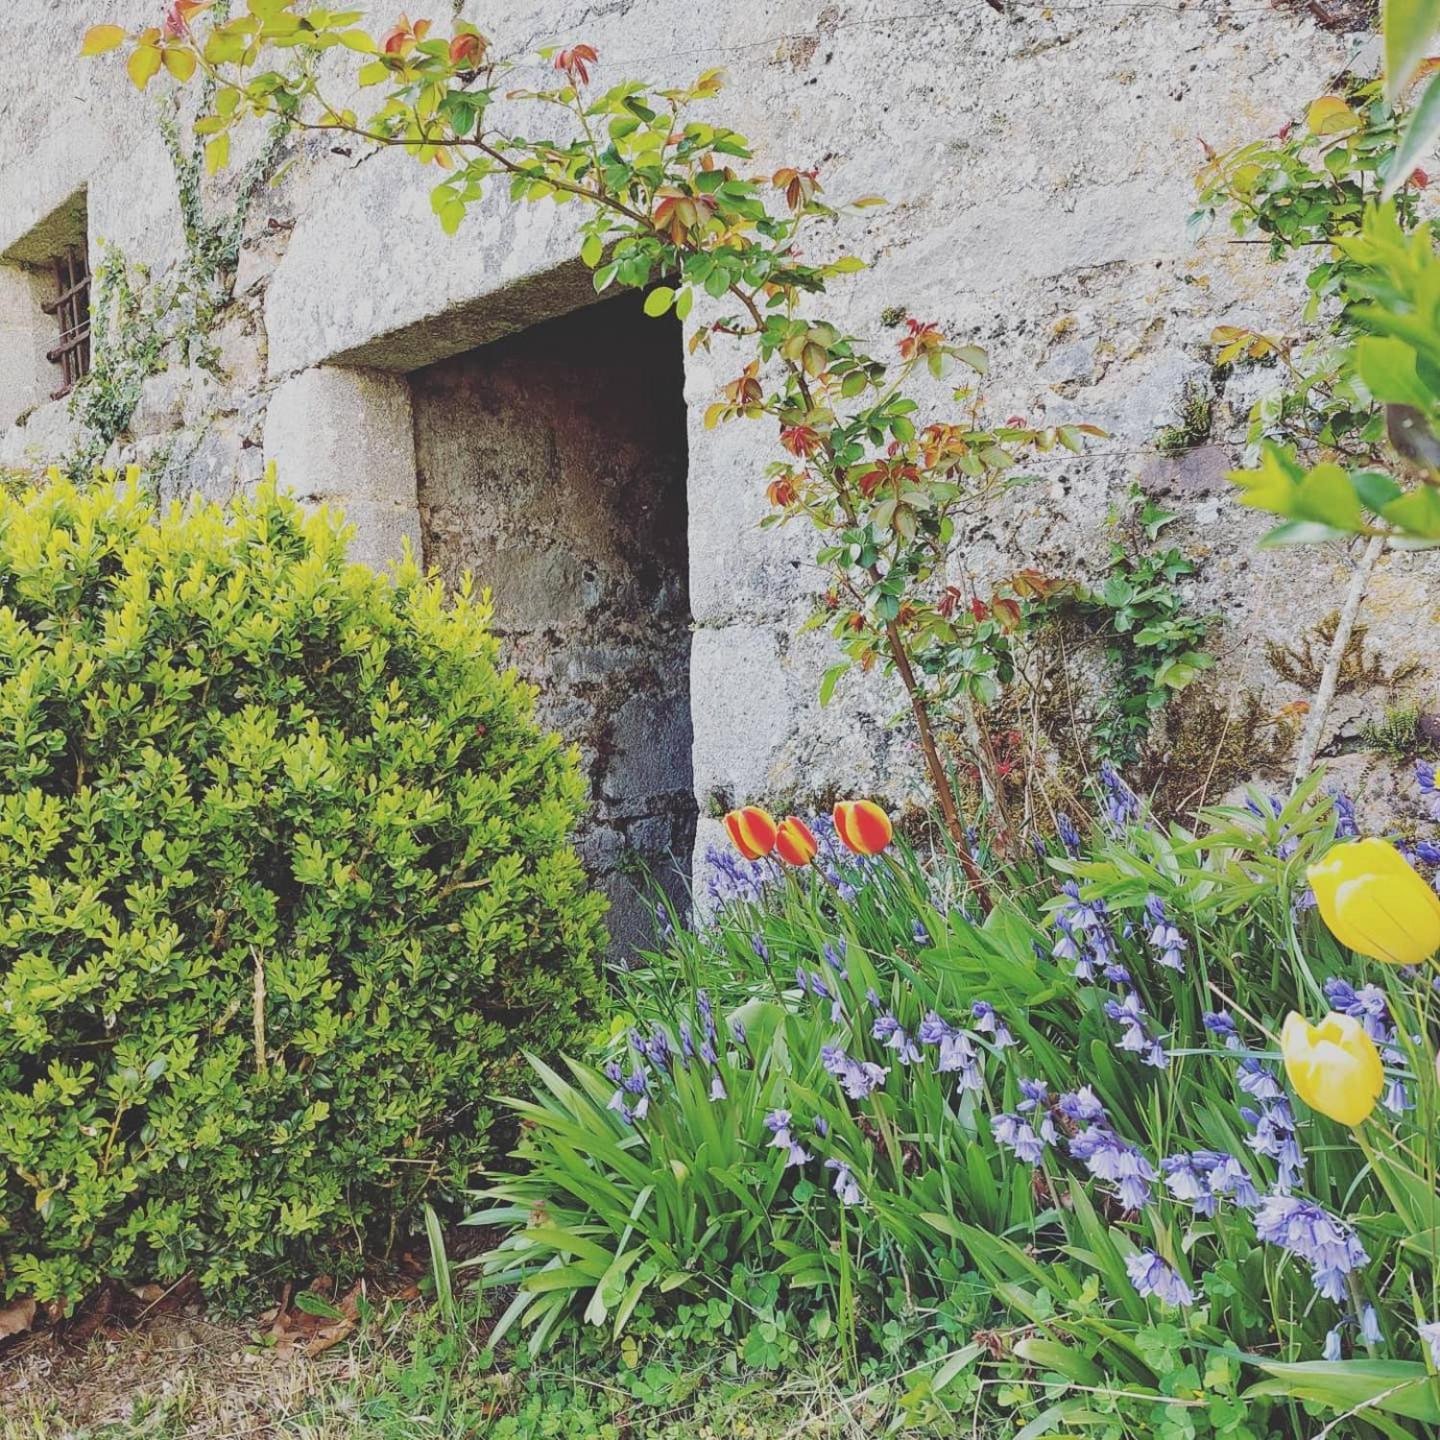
[833, 800, 893, 856]
[1307, 837, 1440, 966]
[1280, 1010, 1384, 1127]
[775, 816, 818, 867]
[724, 806, 778, 861]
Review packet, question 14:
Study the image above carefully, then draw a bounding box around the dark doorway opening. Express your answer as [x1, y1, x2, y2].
[412, 293, 694, 952]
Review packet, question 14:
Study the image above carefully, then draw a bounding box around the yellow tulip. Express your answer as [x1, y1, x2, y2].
[1280, 1011, 1384, 1127]
[1306, 837, 1440, 966]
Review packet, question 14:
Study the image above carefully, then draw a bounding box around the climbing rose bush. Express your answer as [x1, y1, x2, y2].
[0, 477, 606, 1308]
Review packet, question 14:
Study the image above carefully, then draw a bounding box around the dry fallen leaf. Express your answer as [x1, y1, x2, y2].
[0, 1297, 36, 1339]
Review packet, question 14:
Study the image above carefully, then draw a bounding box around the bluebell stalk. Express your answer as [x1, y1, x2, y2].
[1418, 761, 1440, 823]
[1057, 812, 1082, 856]
[821, 1044, 888, 1099]
[763, 1109, 812, 1169]
[1144, 894, 1186, 973]
[871, 1013, 920, 1065]
[1069, 1124, 1157, 1211]
[1254, 1195, 1368, 1302]
[1099, 761, 1140, 827]
[1103, 990, 1167, 1069]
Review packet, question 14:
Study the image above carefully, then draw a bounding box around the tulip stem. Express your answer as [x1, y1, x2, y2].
[1291, 534, 1386, 786]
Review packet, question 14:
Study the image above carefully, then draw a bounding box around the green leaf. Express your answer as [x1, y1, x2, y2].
[1383, 69, 1440, 197]
[1249, 1358, 1440, 1423]
[818, 662, 848, 707]
[643, 286, 675, 317]
[1354, 336, 1433, 408]
[579, 233, 604, 268]
[1383, 0, 1440, 99]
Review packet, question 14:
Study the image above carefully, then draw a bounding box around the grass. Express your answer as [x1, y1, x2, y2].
[0, 1291, 975, 1440]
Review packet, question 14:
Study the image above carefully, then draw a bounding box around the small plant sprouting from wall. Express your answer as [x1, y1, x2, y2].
[1265, 612, 1418, 696]
[1360, 702, 1428, 762]
[1154, 379, 1213, 458]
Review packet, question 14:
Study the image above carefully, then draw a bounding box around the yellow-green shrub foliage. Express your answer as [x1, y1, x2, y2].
[0, 477, 607, 1307]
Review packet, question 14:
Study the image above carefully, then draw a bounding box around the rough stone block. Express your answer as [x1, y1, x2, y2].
[262, 365, 417, 507]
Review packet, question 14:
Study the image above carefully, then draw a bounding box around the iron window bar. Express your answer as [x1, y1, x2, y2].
[40, 247, 91, 399]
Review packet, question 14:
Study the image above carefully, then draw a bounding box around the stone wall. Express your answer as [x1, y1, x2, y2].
[0, 1, 1436, 934]
[413, 297, 695, 949]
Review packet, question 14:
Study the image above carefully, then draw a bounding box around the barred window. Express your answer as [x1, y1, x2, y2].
[41, 246, 91, 399]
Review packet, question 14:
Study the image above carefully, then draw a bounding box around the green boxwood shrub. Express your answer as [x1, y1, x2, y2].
[0, 476, 607, 1308]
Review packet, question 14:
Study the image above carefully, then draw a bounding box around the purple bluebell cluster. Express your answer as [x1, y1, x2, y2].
[992, 1077, 1058, 1164]
[1159, 1149, 1259, 1216]
[1103, 990, 1167, 1068]
[1254, 1195, 1369, 1302]
[1057, 812, 1083, 856]
[917, 1011, 984, 1087]
[871, 1011, 921, 1065]
[704, 845, 771, 909]
[1418, 761, 1440, 823]
[1099, 761, 1140, 827]
[1052, 881, 1118, 981]
[764, 1109, 812, 1169]
[1125, 1249, 1194, 1307]
[1144, 894, 1186, 974]
[821, 1044, 889, 1100]
[1203, 1011, 1242, 1049]
[1070, 1122, 1158, 1211]
[971, 1001, 1015, 1048]
[1330, 790, 1359, 839]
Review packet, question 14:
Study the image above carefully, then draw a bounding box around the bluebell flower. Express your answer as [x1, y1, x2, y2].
[1421, 1321, 1440, 1367]
[813, 1115, 829, 1138]
[821, 1044, 888, 1099]
[1144, 894, 1186, 974]
[606, 1090, 635, 1125]
[1104, 990, 1168, 1068]
[1016, 1077, 1051, 1110]
[1099, 761, 1140, 827]
[1238, 1059, 1283, 1102]
[1160, 1149, 1257, 1217]
[603, 1059, 623, 1085]
[704, 845, 769, 908]
[1069, 1125, 1156, 1211]
[823, 940, 848, 979]
[865, 988, 882, 1009]
[655, 903, 675, 941]
[1330, 790, 1358, 839]
[709, 1070, 727, 1102]
[871, 1015, 920, 1065]
[731, 1018, 748, 1046]
[1254, 1195, 1368, 1302]
[1058, 1087, 1108, 1126]
[1360, 1304, 1382, 1346]
[698, 1036, 717, 1067]
[971, 1001, 1014, 1048]
[1203, 1011, 1241, 1049]
[1323, 1326, 1343, 1361]
[992, 1111, 1050, 1164]
[1030, 833, 1048, 862]
[913, 919, 931, 946]
[824, 1157, 863, 1206]
[1125, 1250, 1194, 1307]
[1243, 1098, 1304, 1192]
[644, 1027, 671, 1070]
[697, 989, 715, 1040]
[1415, 840, 1440, 866]
[752, 934, 769, 963]
[1057, 812, 1082, 856]
[764, 1109, 812, 1169]
[1418, 761, 1440, 822]
[678, 1022, 695, 1063]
